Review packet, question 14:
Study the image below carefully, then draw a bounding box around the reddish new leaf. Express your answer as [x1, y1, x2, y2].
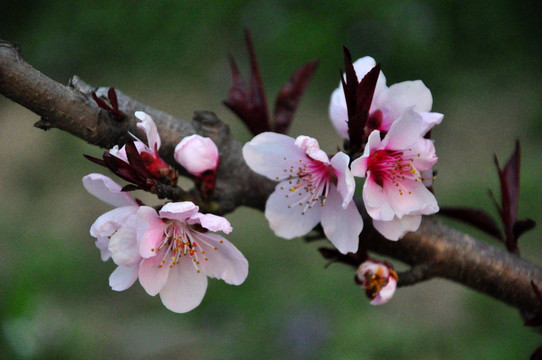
[340, 46, 380, 154]
[223, 30, 270, 135]
[494, 140, 522, 253]
[272, 58, 319, 134]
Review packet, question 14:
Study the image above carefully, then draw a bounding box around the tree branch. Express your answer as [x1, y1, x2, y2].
[1, 40, 540, 311]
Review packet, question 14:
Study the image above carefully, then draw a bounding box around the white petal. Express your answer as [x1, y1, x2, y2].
[108, 218, 140, 267]
[194, 232, 249, 285]
[95, 236, 112, 261]
[159, 259, 208, 313]
[82, 173, 137, 207]
[243, 132, 306, 181]
[265, 182, 322, 239]
[362, 176, 395, 221]
[189, 213, 232, 234]
[330, 152, 355, 207]
[159, 202, 199, 222]
[374, 80, 432, 125]
[321, 186, 362, 254]
[139, 253, 171, 296]
[90, 206, 138, 238]
[329, 87, 350, 139]
[419, 112, 443, 136]
[135, 111, 161, 151]
[352, 56, 387, 95]
[373, 215, 422, 241]
[109, 265, 139, 291]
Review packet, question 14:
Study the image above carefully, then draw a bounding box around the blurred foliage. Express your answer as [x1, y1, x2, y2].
[1, 1, 541, 359]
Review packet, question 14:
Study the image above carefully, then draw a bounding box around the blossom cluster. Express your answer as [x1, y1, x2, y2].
[242, 54, 443, 303]
[84, 111, 248, 313]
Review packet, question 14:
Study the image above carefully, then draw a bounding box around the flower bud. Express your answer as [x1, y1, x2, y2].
[174, 135, 219, 177]
[356, 259, 398, 305]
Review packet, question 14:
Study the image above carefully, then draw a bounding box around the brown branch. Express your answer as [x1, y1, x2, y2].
[1, 40, 541, 311]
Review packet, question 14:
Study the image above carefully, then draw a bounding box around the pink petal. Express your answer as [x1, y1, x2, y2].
[137, 206, 167, 258]
[135, 111, 161, 151]
[350, 130, 381, 178]
[320, 186, 362, 254]
[265, 181, 322, 239]
[294, 136, 329, 164]
[159, 202, 199, 222]
[188, 213, 232, 234]
[174, 135, 219, 176]
[408, 138, 438, 172]
[362, 176, 396, 222]
[383, 178, 438, 218]
[109, 264, 139, 291]
[373, 215, 422, 241]
[139, 253, 171, 296]
[382, 108, 423, 150]
[82, 173, 137, 207]
[159, 259, 208, 313]
[194, 232, 249, 285]
[242, 132, 306, 181]
[330, 152, 355, 207]
[370, 277, 397, 305]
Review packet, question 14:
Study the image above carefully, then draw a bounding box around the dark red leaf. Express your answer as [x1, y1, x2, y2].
[340, 46, 380, 153]
[83, 153, 107, 167]
[107, 87, 118, 110]
[91, 91, 112, 111]
[439, 206, 504, 241]
[223, 30, 270, 135]
[514, 218, 537, 240]
[494, 140, 522, 252]
[272, 58, 319, 134]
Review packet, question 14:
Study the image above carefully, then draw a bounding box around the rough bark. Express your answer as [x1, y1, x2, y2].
[1, 40, 540, 311]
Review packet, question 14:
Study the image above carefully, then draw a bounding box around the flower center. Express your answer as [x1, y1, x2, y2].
[362, 267, 398, 299]
[367, 149, 421, 193]
[278, 156, 334, 215]
[154, 221, 219, 273]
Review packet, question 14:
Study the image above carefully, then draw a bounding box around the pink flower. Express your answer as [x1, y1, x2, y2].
[137, 202, 248, 313]
[356, 259, 398, 305]
[82, 173, 142, 291]
[329, 56, 443, 139]
[243, 132, 363, 254]
[351, 108, 439, 240]
[174, 134, 219, 177]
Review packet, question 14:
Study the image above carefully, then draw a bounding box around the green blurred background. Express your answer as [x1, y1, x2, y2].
[1, 1, 541, 359]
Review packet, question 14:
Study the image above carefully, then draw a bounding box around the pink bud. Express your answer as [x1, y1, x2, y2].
[357, 259, 398, 305]
[174, 135, 219, 176]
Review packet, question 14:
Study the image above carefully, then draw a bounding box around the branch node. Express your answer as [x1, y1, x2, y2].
[34, 117, 52, 131]
[397, 263, 432, 287]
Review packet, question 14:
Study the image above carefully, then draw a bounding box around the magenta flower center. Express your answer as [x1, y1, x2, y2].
[367, 149, 420, 192]
[279, 156, 335, 215]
